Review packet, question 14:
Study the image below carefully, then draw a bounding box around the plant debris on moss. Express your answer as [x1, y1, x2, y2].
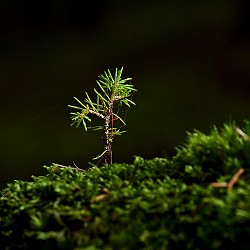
[1, 121, 250, 249]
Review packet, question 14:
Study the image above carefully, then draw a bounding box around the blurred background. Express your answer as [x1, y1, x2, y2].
[0, 0, 249, 188]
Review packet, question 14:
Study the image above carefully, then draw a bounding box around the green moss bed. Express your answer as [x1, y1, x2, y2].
[1, 121, 250, 249]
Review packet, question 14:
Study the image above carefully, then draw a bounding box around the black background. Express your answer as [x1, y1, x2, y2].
[0, 0, 250, 188]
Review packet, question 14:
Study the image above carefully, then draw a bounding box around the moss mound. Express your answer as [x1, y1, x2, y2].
[1, 121, 250, 249]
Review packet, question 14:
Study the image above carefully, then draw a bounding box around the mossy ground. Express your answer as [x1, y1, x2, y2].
[1, 121, 250, 249]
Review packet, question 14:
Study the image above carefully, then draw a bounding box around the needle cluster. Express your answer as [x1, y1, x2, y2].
[69, 67, 136, 165]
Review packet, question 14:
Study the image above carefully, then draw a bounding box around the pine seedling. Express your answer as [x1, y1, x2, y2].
[69, 67, 136, 166]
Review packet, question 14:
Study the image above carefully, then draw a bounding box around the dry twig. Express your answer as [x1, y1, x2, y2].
[211, 168, 244, 191]
[227, 168, 244, 191]
[53, 163, 85, 172]
[236, 128, 250, 141]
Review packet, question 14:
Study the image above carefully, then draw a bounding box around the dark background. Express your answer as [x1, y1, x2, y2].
[0, 0, 250, 188]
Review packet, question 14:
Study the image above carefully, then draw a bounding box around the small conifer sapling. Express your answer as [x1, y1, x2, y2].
[69, 67, 136, 166]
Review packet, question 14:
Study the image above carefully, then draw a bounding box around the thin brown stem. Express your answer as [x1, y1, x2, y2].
[89, 110, 105, 119]
[227, 168, 244, 191]
[53, 163, 85, 172]
[210, 168, 244, 191]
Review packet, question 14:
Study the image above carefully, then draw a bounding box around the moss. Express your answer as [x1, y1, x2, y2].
[1, 121, 250, 249]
